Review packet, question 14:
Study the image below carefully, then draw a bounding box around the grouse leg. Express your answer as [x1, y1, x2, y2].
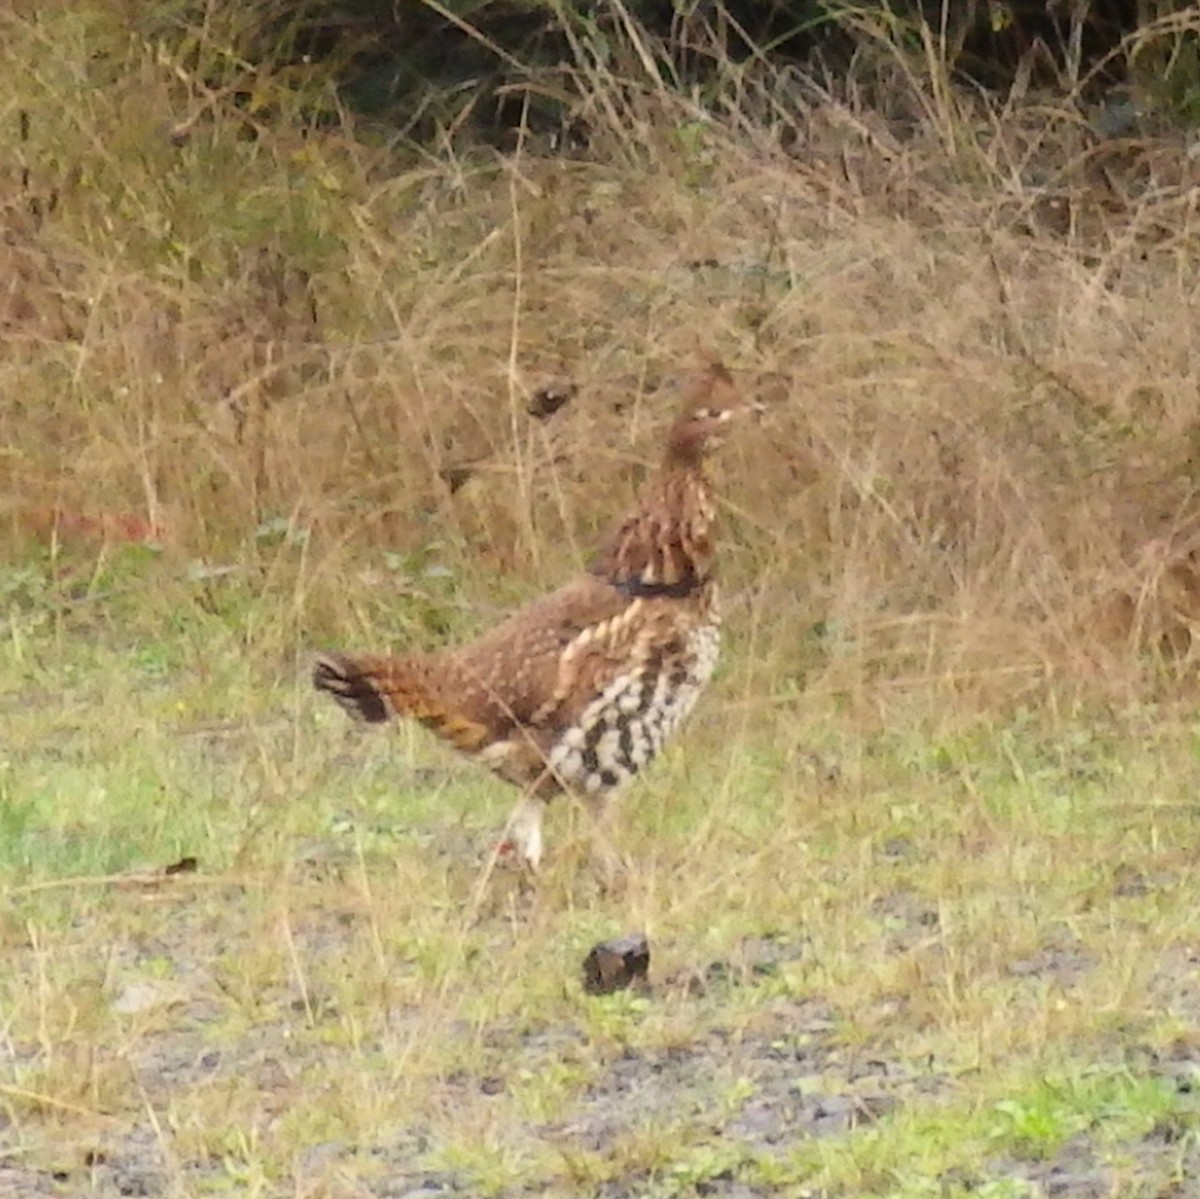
[499, 790, 625, 884]
[579, 793, 630, 886]
[500, 792, 546, 872]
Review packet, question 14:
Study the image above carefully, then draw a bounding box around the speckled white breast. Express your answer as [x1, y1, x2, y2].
[548, 620, 721, 795]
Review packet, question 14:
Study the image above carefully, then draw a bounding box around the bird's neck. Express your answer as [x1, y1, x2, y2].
[591, 463, 716, 598]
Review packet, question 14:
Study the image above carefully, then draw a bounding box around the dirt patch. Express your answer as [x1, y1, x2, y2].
[3, 914, 1199, 1198]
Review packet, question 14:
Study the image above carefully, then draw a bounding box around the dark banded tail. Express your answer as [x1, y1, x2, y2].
[313, 653, 391, 723]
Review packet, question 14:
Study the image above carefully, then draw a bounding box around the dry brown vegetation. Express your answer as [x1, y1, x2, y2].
[6, 7, 1200, 721]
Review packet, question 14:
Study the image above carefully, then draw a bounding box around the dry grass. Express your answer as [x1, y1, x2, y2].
[3, 4, 1200, 1197]
[6, 6, 1200, 711]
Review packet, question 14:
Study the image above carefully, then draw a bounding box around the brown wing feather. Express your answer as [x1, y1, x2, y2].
[315, 574, 636, 764]
[447, 573, 633, 731]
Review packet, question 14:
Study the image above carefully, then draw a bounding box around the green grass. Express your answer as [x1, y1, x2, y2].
[3, 557, 1199, 1196]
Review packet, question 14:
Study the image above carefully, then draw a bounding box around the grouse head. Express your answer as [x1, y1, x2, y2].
[664, 354, 763, 467]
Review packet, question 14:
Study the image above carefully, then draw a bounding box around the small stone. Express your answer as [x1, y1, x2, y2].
[582, 933, 650, 995]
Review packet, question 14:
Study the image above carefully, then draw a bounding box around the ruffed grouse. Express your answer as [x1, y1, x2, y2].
[314, 357, 760, 874]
